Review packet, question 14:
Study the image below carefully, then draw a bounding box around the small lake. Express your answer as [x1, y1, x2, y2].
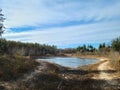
[37, 57, 98, 68]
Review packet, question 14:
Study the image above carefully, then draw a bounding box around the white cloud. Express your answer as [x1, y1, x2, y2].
[1, 0, 120, 28]
[3, 20, 120, 47]
[1, 0, 120, 48]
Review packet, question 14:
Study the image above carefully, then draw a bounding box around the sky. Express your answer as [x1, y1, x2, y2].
[0, 0, 120, 48]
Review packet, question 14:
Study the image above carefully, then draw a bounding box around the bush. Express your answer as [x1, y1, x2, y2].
[109, 51, 120, 70]
[112, 37, 120, 52]
[0, 55, 38, 81]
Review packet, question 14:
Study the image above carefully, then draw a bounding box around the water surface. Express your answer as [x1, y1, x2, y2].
[37, 57, 98, 68]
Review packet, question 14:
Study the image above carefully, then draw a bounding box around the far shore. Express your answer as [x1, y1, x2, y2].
[64, 53, 110, 61]
[29, 53, 110, 61]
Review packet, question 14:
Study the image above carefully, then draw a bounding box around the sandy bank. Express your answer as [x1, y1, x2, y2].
[65, 53, 110, 61]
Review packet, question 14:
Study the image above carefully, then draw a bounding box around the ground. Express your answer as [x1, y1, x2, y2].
[0, 56, 120, 90]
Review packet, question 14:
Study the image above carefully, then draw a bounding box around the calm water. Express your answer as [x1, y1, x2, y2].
[37, 57, 98, 68]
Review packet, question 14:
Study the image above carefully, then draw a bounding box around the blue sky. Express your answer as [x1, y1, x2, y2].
[1, 0, 120, 48]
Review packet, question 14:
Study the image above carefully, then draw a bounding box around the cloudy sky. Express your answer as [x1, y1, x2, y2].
[1, 0, 120, 48]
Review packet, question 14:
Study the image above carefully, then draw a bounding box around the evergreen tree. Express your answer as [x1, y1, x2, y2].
[0, 9, 5, 38]
[99, 44, 102, 49]
[112, 37, 120, 52]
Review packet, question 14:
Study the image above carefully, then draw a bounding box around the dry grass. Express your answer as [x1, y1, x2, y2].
[0, 55, 38, 81]
[10, 73, 120, 90]
[109, 51, 120, 70]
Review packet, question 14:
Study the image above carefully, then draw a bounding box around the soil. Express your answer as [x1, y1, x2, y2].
[0, 56, 120, 90]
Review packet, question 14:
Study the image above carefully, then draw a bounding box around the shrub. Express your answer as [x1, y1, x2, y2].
[0, 55, 38, 81]
[112, 37, 120, 52]
[109, 51, 120, 70]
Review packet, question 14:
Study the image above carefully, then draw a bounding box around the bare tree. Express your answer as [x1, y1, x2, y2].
[0, 9, 5, 38]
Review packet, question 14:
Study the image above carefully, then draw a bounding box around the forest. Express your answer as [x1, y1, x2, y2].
[0, 39, 57, 56]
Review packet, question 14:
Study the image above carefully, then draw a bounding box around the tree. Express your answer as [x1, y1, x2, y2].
[112, 37, 120, 52]
[102, 43, 106, 48]
[88, 45, 94, 52]
[99, 43, 106, 50]
[0, 9, 5, 38]
[99, 44, 102, 49]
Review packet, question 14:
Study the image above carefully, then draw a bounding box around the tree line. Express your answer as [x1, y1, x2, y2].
[0, 39, 57, 56]
[61, 37, 120, 55]
[1, 36, 119, 56]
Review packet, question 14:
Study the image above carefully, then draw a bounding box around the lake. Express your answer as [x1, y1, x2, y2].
[37, 57, 98, 68]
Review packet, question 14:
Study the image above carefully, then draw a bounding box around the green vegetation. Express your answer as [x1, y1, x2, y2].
[76, 44, 96, 53]
[63, 43, 110, 56]
[112, 37, 120, 52]
[0, 9, 5, 38]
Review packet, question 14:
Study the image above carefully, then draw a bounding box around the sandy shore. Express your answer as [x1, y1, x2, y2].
[65, 53, 110, 61]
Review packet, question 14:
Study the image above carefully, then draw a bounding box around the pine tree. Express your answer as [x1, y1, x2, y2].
[0, 9, 5, 38]
[112, 37, 120, 52]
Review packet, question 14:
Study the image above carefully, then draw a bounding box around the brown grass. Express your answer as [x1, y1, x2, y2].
[109, 51, 120, 70]
[11, 73, 120, 90]
[0, 55, 38, 81]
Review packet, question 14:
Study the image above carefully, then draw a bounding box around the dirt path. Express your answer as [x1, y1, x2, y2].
[98, 61, 115, 80]
[92, 59, 120, 89]
[92, 58, 116, 80]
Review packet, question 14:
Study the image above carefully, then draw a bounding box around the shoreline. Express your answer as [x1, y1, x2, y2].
[33, 53, 110, 70]
[32, 53, 110, 61]
[65, 53, 110, 61]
